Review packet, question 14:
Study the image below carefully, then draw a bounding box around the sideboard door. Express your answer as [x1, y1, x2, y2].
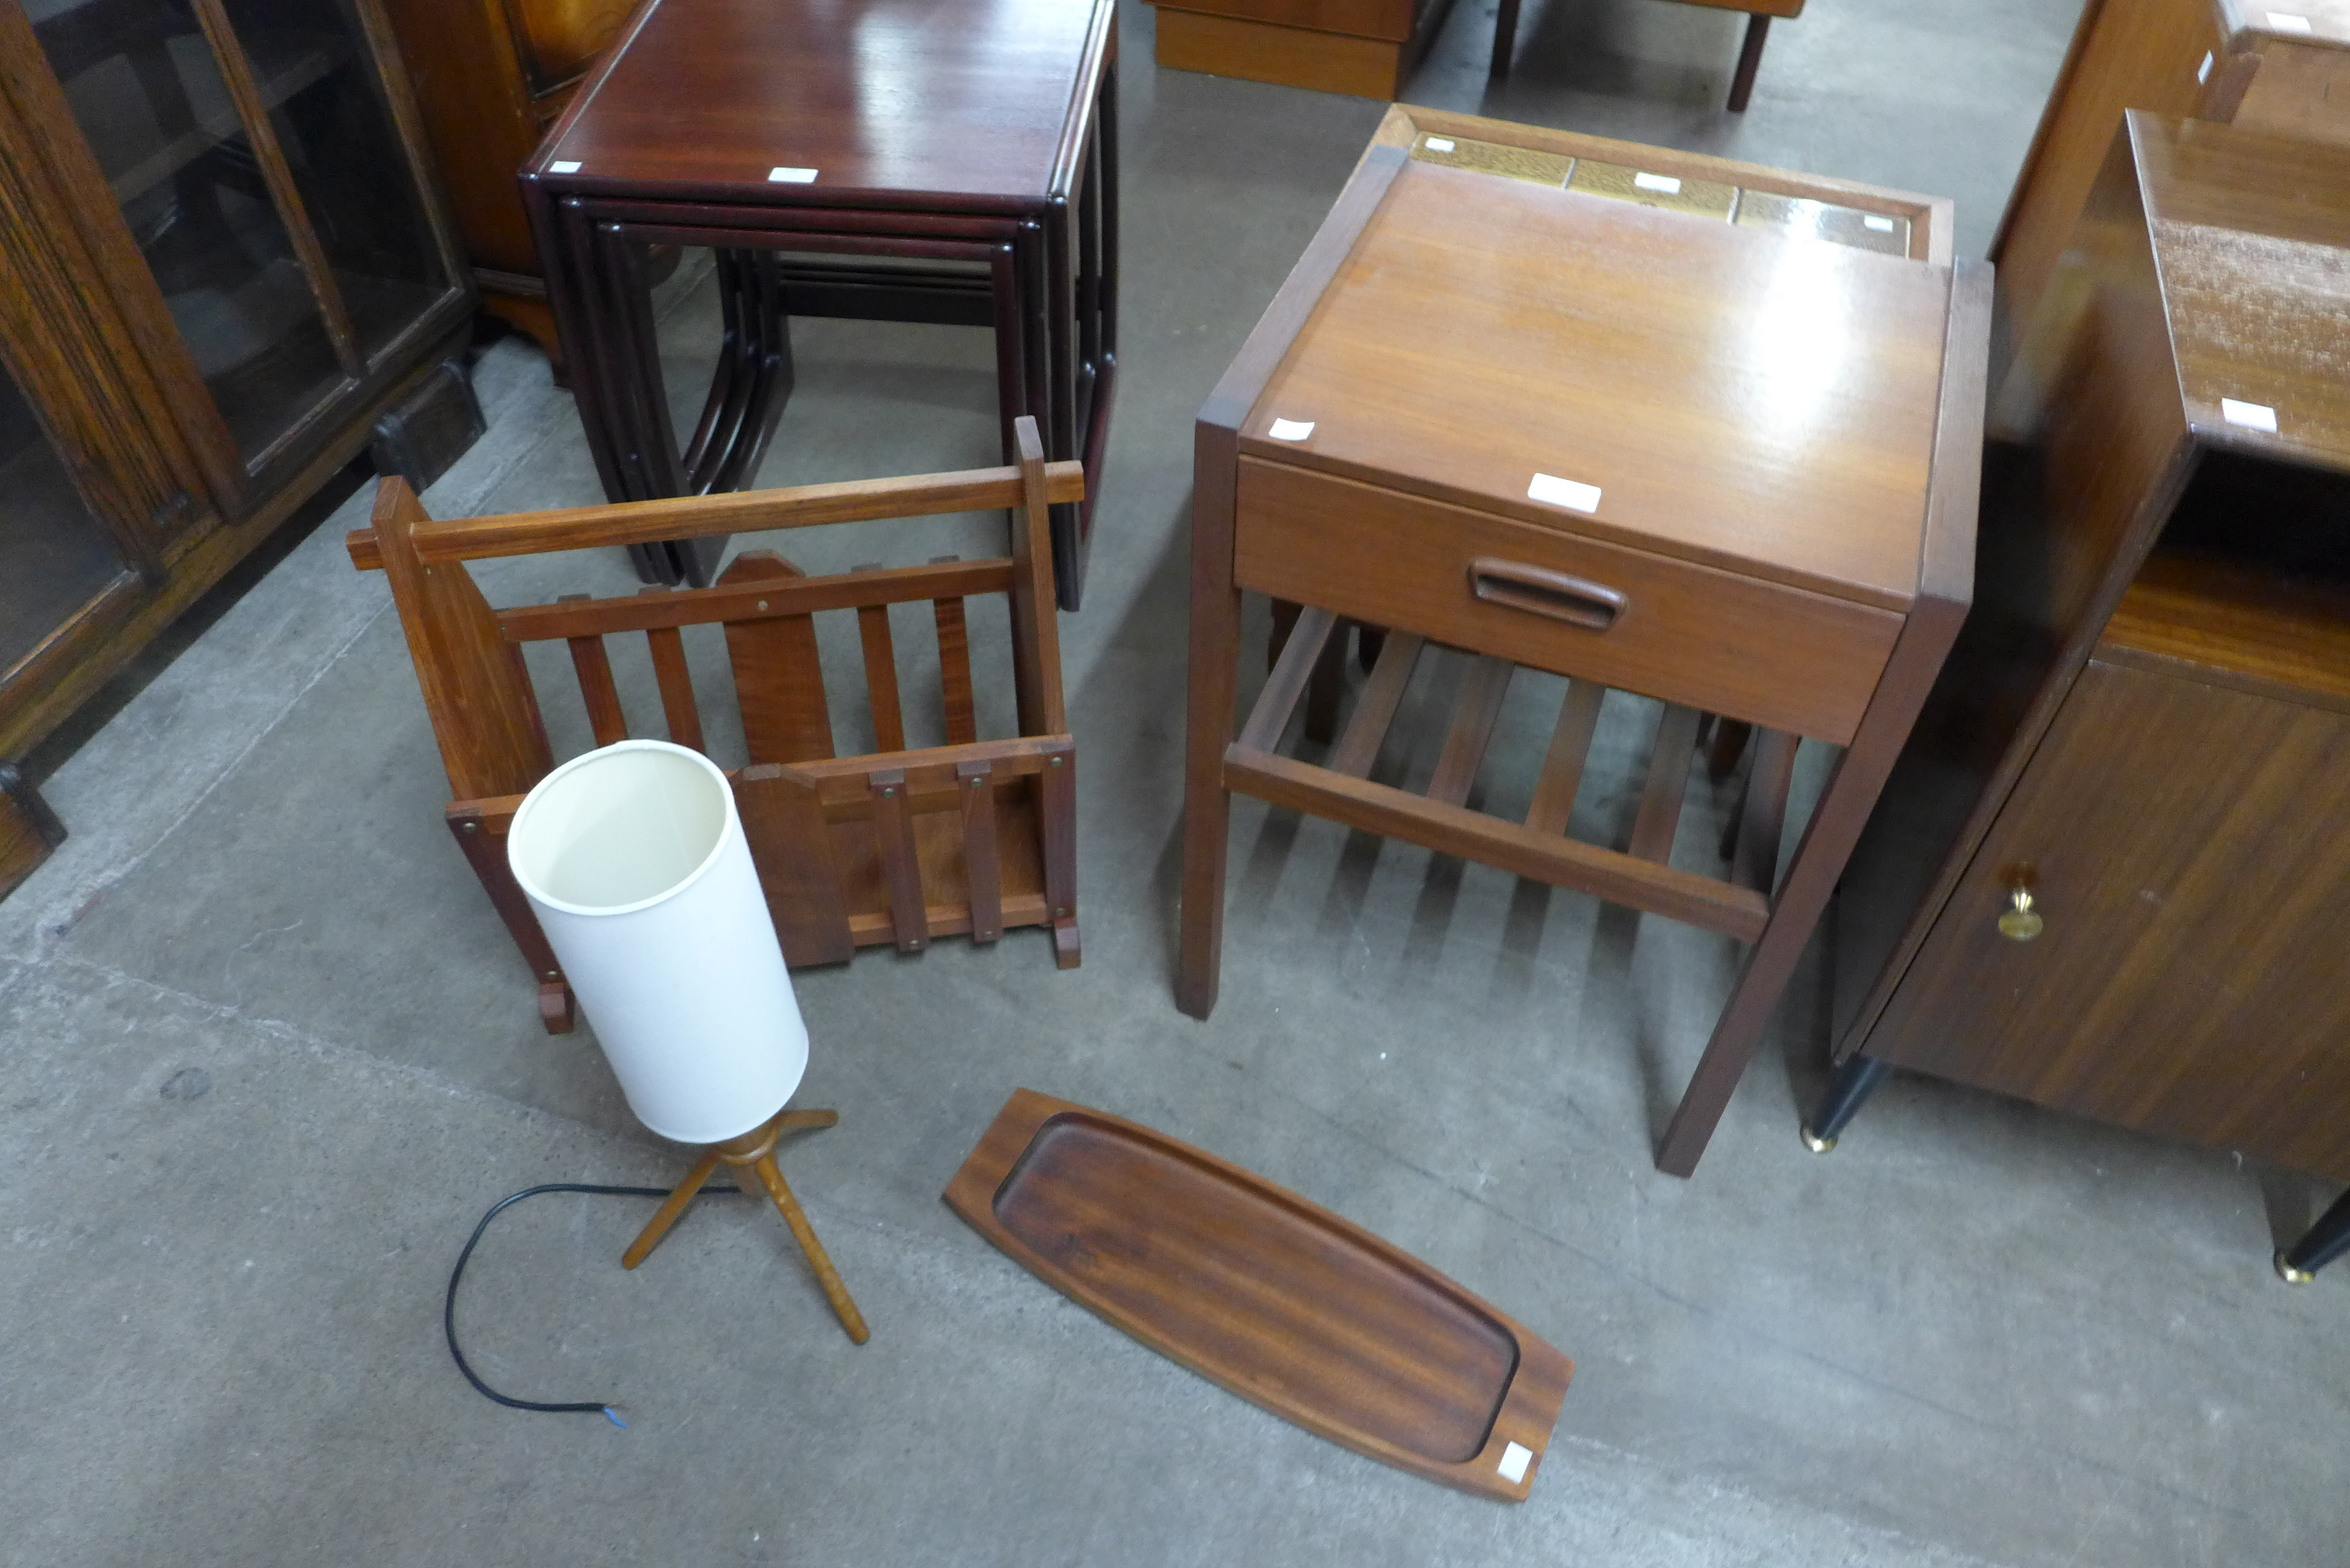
[1860, 655, 2350, 1182]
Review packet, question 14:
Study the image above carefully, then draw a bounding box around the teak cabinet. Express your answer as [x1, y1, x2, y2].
[0, 0, 472, 771]
[1835, 113, 2350, 1184]
[1991, 0, 2350, 361]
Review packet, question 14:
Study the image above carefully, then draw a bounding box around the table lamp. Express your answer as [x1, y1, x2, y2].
[507, 739, 868, 1343]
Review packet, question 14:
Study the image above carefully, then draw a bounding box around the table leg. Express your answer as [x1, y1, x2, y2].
[540, 195, 674, 582]
[1654, 742, 1880, 1175]
[1178, 426, 1244, 1020]
[988, 241, 1028, 463]
[1728, 14, 1770, 113]
[2277, 1188, 2350, 1283]
[1799, 1053, 1891, 1153]
[1489, 0, 1521, 77]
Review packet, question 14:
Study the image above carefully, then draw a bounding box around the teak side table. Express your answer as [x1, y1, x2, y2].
[1179, 107, 1990, 1177]
[521, 0, 1117, 602]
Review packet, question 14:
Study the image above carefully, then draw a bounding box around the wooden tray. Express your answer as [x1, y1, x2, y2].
[943, 1090, 1574, 1501]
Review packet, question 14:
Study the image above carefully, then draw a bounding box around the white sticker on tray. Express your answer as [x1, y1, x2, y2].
[1425, 137, 1456, 152]
[1267, 419, 1315, 441]
[1499, 1442, 1534, 1483]
[1633, 172, 1683, 194]
[550, 161, 583, 174]
[2221, 398, 2278, 432]
[1864, 214, 1897, 232]
[2198, 50, 2214, 83]
[1528, 473, 1601, 513]
[2267, 12, 2313, 32]
[768, 166, 819, 183]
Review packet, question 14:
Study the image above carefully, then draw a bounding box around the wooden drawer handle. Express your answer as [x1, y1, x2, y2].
[1466, 558, 1627, 631]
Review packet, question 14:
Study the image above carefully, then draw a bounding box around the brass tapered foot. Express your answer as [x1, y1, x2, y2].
[1800, 1125, 1837, 1155]
[2276, 1249, 2316, 1285]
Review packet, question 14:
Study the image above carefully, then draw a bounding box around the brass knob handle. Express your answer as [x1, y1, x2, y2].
[1997, 885, 2044, 942]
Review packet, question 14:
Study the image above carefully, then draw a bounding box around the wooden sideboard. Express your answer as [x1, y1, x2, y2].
[377, 0, 637, 368]
[1830, 114, 2350, 1207]
[1991, 0, 2350, 376]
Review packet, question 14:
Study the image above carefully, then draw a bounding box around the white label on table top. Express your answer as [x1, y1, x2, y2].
[1424, 137, 1456, 152]
[768, 166, 819, 183]
[2222, 397, 2278, 432]
[550, 161, 583, 174]
[1267, 418, 1315, 441]
[1864, 214, 1897, 232]
[2198, 50, 2214, 83]
[1633, 172, 1682, 194]
[1529, 472, 1601, 513]
[2267, 11, 2313, 30]
[1498, 1442, 1534, 1483]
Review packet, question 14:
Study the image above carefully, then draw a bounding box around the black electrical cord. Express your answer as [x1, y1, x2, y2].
[444, 1181, 742, 1426]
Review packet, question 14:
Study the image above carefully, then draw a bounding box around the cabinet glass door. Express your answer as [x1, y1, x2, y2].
[217, 0, 453, 363]
[0, 360, 134, 677]
[26, 0, 350, 462]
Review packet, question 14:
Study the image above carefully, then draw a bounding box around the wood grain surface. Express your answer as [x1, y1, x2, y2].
[1865, 657, 2350, 1183]
[2104, 553, 2350, 711]
[2133, 116, 2350, 464]
[943, 1090, 1574, 1501]
[1232, 458, 1901, 744]
[1987, 0, 2226, 345]
[536, 0, 1110, 200]
[1242, 158, 1952, 609]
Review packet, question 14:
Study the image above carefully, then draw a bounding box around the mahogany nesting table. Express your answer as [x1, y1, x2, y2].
[522, 0, 1117, 602]
[1178, 106, 1991, 1176]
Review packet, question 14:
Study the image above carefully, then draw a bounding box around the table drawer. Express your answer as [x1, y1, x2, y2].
[1233, 458, 1902, 743]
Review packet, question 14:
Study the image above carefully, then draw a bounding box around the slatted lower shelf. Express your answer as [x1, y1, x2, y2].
[1236, 604, 1804, 942]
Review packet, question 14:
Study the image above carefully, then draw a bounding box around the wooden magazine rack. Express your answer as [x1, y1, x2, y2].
[351, 418, 1084, 1033]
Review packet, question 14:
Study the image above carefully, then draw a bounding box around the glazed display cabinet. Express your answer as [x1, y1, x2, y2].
[0, 0, 472, 771]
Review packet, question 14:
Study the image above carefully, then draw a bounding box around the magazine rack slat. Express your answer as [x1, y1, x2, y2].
[353, 417, 1084, 1032]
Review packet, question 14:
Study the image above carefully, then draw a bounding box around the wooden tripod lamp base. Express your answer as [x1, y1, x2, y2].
[622, 1108, 870, 1344]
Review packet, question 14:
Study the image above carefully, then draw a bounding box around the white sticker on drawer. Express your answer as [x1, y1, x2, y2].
[1633, 172, 1682, 194]
[2221, 398, 2278, 432]
[2198, 50, 2214, 83]
[550, 161, 583, 174]
[1267, 419, 1315, 441]
[2267, 12, 2313, 31]
[1528, 472, 1601, 513]
[769, 166, 819, 183]
[1424, 137, 1456, 152]
[1498, 1442, 1534, 1483]
[1864, 214, 1896, 232]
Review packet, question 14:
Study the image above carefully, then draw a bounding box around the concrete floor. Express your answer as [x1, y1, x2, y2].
[7, 1, 2347, 1562]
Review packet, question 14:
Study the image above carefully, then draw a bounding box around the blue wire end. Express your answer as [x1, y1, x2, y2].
[603, 1407, 627, 1428]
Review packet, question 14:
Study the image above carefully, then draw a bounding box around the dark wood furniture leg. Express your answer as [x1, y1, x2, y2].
[1800, 1052, 1892, 1153]
[1728, 14, 1770, 111]
[1177, 426, 1243, 1020]
[2277, 1188, 2350, 1284]
[1489, 0, 1522, 77]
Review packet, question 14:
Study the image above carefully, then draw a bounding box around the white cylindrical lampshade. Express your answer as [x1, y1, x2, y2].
[507, 740, 807, 1146]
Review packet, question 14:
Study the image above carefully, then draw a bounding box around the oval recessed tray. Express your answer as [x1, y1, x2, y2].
[944, 1090, 1573, 1501]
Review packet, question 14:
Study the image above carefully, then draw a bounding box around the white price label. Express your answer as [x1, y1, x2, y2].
[1632, 172, 1682, 195]
[768, 166, 818, 183]
[2221, 398, 2278, 432]
[1528, 473, 1601, 513]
